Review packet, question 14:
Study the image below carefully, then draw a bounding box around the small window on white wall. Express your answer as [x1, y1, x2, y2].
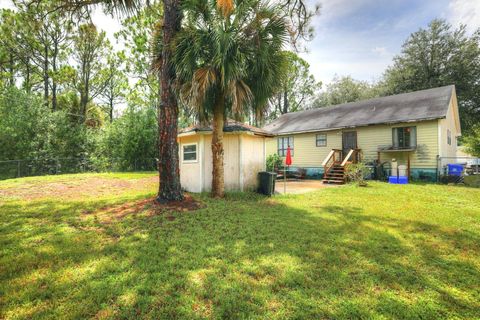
[447, 129, 452, 146]
[316, 134, 327, 147]
[182, 143, 197, 162]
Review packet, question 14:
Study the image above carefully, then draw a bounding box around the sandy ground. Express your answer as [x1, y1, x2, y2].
[275, 179, 340, 194]
[0, 175, 158, 201]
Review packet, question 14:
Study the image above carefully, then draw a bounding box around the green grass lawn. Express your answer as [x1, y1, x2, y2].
[1, 173, 479, 319]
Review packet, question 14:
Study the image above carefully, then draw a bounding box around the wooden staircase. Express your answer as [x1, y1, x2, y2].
[322, 164, 345, 184]
[321, 148, 361, 185]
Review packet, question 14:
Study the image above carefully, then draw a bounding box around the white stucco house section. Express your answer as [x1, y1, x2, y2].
[178, 122, 271, 193]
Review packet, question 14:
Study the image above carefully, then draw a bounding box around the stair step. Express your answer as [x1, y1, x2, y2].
[326, 174, 344, 178]
[322, 179, 345, 184]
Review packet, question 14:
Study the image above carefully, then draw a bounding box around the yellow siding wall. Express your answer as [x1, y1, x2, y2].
[266, 120, 439, 168]
[438, 97, 460, 158]
[266, 130, 342, 167]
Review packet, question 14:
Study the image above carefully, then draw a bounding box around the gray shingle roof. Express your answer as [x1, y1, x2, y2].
[263, 85, 454, 134]
[180, 119, 273, 136]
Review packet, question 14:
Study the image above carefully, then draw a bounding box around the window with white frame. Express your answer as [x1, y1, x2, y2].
[277, 136, 293, 157]
[182, 143, 197, 162]
[447, 129, 452, 146]
[316, 134, 327, 147]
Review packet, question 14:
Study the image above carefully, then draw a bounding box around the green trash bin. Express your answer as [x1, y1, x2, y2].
[258, 172, 277, 196]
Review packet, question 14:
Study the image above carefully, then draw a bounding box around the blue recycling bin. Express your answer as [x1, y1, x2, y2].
[447, 164, 463, 176]
[398, 176, 408, 184]
[388, 176, 398, 184]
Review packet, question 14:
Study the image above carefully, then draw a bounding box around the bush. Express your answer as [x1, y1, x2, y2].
[91, 105, 158, 171]
[266, 154, 282, 172]
[345, 162, 369, 186]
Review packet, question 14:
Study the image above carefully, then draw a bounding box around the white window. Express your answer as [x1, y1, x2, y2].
[316, 134, 327, 147]
[277, 136, 293, 156]
[182, 143, 197, 162]
[447, 129, 452, 146]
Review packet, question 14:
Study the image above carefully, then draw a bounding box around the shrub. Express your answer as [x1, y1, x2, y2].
[266, 154, 282, 172]
[345, 162, 369, 186]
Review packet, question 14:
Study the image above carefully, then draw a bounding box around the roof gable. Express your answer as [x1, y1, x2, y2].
[263, 85, 454, 134]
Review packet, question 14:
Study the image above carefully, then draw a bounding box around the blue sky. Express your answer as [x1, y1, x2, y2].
[1, 0, 479, 86]
[301, 0, 480, 85]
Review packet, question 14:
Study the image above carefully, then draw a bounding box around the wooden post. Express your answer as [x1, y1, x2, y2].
[407, 152, 411, 179]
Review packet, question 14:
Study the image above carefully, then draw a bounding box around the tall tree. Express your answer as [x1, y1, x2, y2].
[464, 125, 480, 157]
[4, 1, 72, 110]
[268, 51, 320, 120]
[382, 19, 480, 134]
[172, 0, 289, 197]
[314, 75, 379, 107]
[98, 52, 128, 122]
[72, 23, 109, 120]
[155, 0, 183, 201]
[115, 1, 162, 109]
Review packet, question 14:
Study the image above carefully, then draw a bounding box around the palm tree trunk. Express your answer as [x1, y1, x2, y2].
[157, 0, 184, 202]
[211, 94, 225, 198]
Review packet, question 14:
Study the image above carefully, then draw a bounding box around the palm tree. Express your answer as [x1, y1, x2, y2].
[172, 0, 289, 197]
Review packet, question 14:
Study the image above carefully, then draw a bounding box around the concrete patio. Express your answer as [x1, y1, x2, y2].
[274, 179, 341, 194]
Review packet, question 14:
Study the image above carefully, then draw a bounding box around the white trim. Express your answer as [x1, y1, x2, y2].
[178, 130, 271, 138]
[181, 142, 198, 163]
[438, 119, 443, 157]
[199, 135, 204, 192]
[263, 137, 266, 171]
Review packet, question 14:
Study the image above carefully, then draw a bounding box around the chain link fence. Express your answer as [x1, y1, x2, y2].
[0, 158, 158, 180]
[438, 156, 480, 175]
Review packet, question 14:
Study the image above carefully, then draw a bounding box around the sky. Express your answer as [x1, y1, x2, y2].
[1, 0, 480, 86]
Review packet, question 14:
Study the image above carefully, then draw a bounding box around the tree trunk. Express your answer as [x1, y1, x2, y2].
[43, 46, 49, 107]
[109, 98, 114, 123]
[80, 91, 88, 121]
[282, 87, 289, 114]
[211, 94, 225, 198]
[157, 0, 184, 202]
[52, 43, 58, 111]
[8, 53, 14, 87]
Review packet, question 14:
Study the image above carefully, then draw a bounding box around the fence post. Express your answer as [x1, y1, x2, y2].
[17, 160, 21, 178]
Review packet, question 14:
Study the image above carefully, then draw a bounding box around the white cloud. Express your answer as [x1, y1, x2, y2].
[448, 0, 480, 33]
[371, 46, 390, 58]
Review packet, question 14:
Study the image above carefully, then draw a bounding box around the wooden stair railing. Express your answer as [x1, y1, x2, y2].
[323, 148, 362, 184]
[322, 149, 342, 180]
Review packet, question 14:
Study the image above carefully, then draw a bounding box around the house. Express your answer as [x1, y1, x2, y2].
[178, 120, 272, 192]
[263, 85, 461, 182]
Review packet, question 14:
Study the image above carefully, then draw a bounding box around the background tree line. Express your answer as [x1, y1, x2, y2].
[0, 0, 320, 168]
[1, 2, 479, 174]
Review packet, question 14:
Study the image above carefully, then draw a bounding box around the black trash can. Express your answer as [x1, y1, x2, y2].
[258, 172, 277, 196]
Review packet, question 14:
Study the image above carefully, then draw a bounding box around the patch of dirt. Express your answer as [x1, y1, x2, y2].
[84, 194, 204, 224]
[0, 176, 158, 200]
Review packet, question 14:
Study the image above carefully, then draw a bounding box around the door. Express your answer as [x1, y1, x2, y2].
[342, 131, 357, 160]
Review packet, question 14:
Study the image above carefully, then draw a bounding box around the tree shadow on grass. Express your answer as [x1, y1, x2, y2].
[1, 193, 479, 319]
